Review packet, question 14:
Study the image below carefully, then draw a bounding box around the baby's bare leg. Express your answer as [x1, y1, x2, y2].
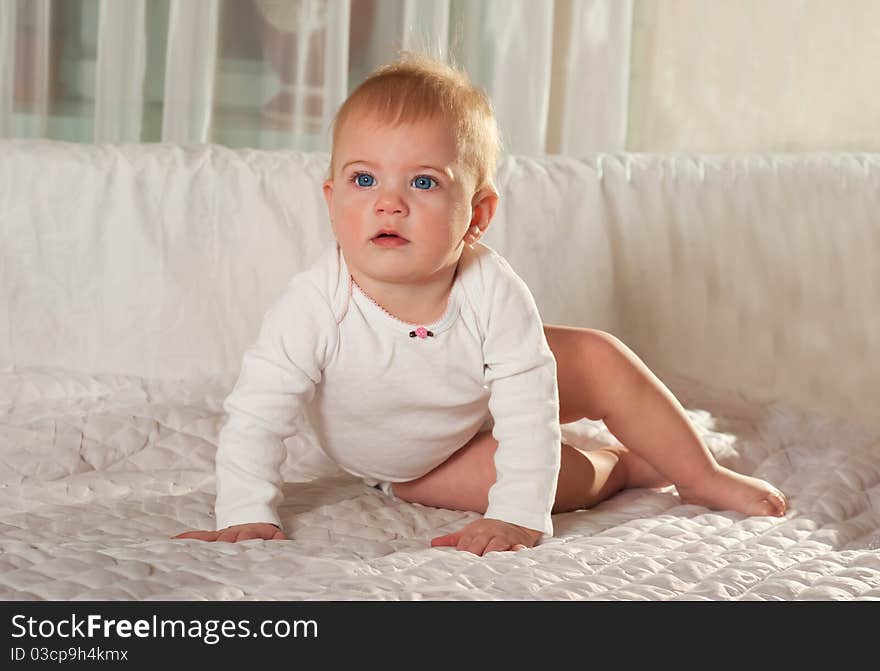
[544, 325, 787, 517]
[394, 326, 786, 518]
[391, 430, 497, 514]
[391, 430, 647, 514]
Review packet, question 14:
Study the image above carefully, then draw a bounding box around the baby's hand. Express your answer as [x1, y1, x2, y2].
[430, 518, 541, 556]
[172, 523, 286, 542]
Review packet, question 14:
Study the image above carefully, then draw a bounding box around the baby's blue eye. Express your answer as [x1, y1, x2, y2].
[355, 173, 375, 187]
[412, 176, 437, 190]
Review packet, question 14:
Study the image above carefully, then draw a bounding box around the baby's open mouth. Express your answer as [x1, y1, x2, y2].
[371, 232, 409, 246]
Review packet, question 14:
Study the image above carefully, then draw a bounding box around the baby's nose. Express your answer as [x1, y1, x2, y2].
[374, 189, 408, 216]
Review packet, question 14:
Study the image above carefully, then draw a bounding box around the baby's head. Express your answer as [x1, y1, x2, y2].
[328, 53, 501, 195]
[323, 54, 502, 290]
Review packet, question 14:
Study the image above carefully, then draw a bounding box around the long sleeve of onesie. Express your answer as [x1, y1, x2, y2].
[214, 276, 338, 529]
[479, 253, 562, 536]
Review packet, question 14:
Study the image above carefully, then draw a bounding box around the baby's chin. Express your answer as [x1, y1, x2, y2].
[356, 259, 463, 287]
[346, 245, 462, 275]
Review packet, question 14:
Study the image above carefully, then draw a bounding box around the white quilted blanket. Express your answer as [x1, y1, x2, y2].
[1, 366, 878, 600]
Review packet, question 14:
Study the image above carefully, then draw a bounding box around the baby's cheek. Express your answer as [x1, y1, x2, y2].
[335, 211, 364, 233]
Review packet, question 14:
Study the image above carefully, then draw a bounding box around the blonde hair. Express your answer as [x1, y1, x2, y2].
[329, 53, 502, 193]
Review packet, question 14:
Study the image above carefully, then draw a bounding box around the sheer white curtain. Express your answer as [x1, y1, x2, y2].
[0, 0, 631, 154]
[0, 0, 17, 137]
[367, 0, 632, 154]
[1, 0, 878, 153]
[161, 0, 219, 143]
[94, 0, 146, 142]
[3, 0, 53, 138]
[549, 0, 632, 154]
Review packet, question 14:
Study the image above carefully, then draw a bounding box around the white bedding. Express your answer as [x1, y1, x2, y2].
[2, 365, 878, 601]
[2, 142, 878, 600]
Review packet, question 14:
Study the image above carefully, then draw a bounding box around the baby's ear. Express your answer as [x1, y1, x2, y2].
[322, 179, 334, 219]
[470, 188, 499, 232]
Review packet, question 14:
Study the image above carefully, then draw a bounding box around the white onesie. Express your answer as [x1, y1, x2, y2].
[215, 241, 562, 535]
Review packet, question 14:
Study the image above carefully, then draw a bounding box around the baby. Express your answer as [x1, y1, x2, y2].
[176, 54, 786, 556]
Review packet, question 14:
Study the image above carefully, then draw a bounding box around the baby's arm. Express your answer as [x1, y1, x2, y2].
[174, 277, 338, 542]
[443, 251, 561, 548]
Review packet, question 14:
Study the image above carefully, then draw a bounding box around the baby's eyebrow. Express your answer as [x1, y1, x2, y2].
[341, 159, 373, 172]
[415, 164, 456, 179]
[340, 160, 454, 178]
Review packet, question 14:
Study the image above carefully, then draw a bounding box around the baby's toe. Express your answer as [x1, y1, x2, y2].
[767, 489, 788, 516]
[752, 489, 787, 517]
[741, 486, 787, 517]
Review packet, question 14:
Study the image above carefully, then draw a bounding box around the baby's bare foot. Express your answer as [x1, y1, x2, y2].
[676, 466, 788, 517]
